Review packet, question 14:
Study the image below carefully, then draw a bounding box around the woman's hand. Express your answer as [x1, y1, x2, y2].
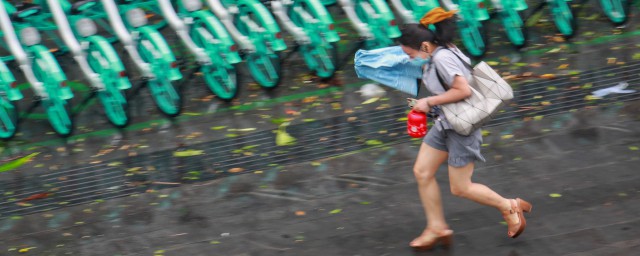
[412, 97, 432, 113]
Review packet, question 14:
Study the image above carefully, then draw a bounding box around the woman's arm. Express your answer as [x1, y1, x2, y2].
[413, 75, 472, 113]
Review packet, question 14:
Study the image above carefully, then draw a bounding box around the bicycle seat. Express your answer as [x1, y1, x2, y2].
[70, 0, 97, 15]
[11, 2, 40, 20]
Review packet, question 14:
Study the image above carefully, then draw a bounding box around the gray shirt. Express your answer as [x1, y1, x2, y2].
[421, 46, 472, 94]
[421, 46, 473, 131]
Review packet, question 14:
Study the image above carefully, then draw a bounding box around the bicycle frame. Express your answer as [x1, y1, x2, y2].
[158, 0, 242, 101]
[339, 0, 401, 49]
[272, 0, 340, 78]
[206, 0, 287, 88]
[389, 0, 440, 24]
[0, 0, 74, 137]
[44, 0, 131, 127]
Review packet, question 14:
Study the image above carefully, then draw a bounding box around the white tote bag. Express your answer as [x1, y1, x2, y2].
[434, 50, 514, 136]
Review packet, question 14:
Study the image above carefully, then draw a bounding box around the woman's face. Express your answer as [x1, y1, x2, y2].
[401, 44, 430, 61]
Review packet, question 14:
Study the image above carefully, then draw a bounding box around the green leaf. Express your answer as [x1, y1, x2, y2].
[0, 153, 39, 173]
[629, 146, 639, 151]
[360, 201, 371, 205]
[173, 150, 205, 157]
[211, 126, 226, 130]
[365, 140, 383, 146]
[362, 97, 380, 104]
[549, 193, 562, 198]
[329, 209, 342, 214]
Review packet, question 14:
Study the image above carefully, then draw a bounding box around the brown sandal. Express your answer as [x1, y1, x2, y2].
[409, 228, 454, 251]
[502, 198, 533, 238]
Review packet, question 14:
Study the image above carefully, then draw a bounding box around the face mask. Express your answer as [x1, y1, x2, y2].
[410, 56, 430, 66]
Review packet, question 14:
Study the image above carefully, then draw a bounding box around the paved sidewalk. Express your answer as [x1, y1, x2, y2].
[1, 100, 639, 256]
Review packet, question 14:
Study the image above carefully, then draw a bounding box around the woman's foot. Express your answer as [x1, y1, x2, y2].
[409, 228, 454, 251]
[502, 198, 532, 238]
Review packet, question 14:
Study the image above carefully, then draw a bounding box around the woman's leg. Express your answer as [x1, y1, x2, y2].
[411, 142, 450, 246]
[447, 163, 518, 224]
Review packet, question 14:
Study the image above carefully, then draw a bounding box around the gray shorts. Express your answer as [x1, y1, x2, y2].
[423, 122, 486, 167]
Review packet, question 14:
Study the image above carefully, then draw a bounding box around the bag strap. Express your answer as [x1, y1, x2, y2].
[434, 64, 450, 91]
[446, 48, 473, 71]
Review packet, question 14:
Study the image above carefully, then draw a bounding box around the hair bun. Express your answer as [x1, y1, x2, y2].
[420, 7, 457, 27]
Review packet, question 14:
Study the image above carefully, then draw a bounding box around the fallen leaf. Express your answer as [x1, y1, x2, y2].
[0, 153, 40, 173]
[365, 140, 383, 146]
[557, 64, 569, 69]
[362, 97, 380, 104]
[22, 193, 50, 202]
[329, 209, 342, 214]
[295, 211, 306, 216]
[607, 57, 617, 64]
[549, 193, 562, 198]
[501, 134, 514, 140]
[629, 146, 639, 151]
[228, 168, 244, 173]
[276, 123, 296, 146]
[540, 74, 556, 79]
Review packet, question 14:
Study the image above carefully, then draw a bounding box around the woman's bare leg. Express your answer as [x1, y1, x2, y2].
[448, 163, 517, 224]
[411, 143, 450, 246]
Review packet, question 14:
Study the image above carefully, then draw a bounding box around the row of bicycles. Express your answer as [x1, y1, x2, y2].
[0, 0, 633, 139]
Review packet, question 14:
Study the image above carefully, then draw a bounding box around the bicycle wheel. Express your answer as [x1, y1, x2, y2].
[87, 41, 130, 127]
[500, 10, 526, 48]
[550, 0, 576, 37]
[32, 58, 73, 137]
[137, 39, 182, 117]
[43, 98, 73, 137]
[97, 90, 129, 127]
[201, 64, 238, 101]
[459, 21, 487, 57]
[0, 96, 18, 139]
[600, 0, 630, 25]
[246, 52, 281, 89]
[190, 22, 239, 100]
[300, 44, 335, 78]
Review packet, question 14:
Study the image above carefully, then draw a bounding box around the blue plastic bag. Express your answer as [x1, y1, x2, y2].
[354, 46, 425, 97]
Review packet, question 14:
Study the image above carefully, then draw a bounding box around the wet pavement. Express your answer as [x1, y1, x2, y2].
[1, 1, 640, 255]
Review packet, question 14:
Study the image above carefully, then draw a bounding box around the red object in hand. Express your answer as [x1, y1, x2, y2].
[407, 110, 428, 138]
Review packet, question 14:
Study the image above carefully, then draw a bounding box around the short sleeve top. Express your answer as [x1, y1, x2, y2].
[421, 46, 472, 95]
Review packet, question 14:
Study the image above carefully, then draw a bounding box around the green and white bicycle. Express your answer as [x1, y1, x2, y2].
[206, 0, 287, 88]
[338, 0, 401, 50]
[42, 0, 132, 127]
[1, 1, 74, 137]
[86, 0, 183, 117]
[271, 0, 340, 78]
[158, 0, 242, 101]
